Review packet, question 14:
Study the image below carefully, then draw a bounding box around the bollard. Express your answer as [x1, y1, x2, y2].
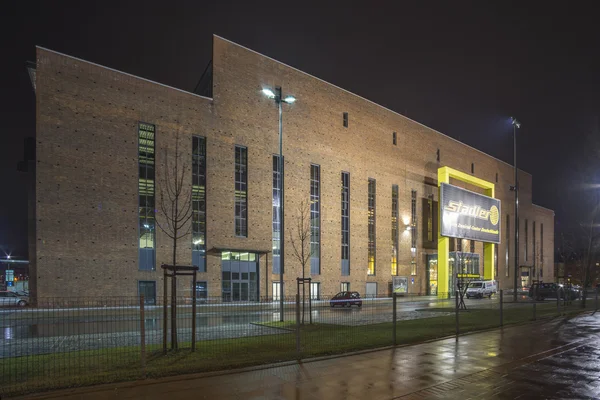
[500, 290, 503, 327]
[393, 293, 397, 346]
[140, 295, 146, 378]
[295, 293, 301, 357]
[455, 291, 459, 339]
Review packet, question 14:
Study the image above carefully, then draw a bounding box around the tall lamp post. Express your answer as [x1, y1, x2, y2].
[511, 117, 521, 302]
[262, 87, 296, 321]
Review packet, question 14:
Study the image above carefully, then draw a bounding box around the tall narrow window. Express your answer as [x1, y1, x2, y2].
[470, 240, 475, 253]
[411, 190, 417, 275]
[531, 221, 538, 270]
[505, 215, 510, 277]
[427, 194, 434, 242]
[540, 223, 544, 277]
[138, 123, 156, 271]
[235, 146, 248, 237]
[436, 149, 440, 162]
[471, 163, 475, 173]
[496, 173, 498, 183]
[310, 164, 321, 275]
[368, 178, 376, 275]
[192, 136, 206, 272]
[343, 112, 349, 128]
[391, 185, 399, 276]
[525, 219, 528, 261]
[272, 155, 281, 273]
[341, 172, 350, 276]
[392, 132, 397, 145]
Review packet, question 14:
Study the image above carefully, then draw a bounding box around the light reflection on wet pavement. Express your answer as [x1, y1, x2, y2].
[29, 312, 600, 399]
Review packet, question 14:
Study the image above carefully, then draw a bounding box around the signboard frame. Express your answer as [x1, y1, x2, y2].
[440, 182, 501, 244]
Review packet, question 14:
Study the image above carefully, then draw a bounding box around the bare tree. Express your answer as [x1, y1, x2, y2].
[155, 132, 193, 349]
[289, 199, 313, 324]
[156, 132, 193, 266]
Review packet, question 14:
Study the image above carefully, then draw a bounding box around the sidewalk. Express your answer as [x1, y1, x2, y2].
[16, 312, 600, 400]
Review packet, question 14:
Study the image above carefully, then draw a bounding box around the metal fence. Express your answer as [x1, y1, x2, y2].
[1, 290, 597, 396]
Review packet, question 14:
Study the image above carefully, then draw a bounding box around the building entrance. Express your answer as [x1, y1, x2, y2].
[221, 251, 259, 302]
[427, 255, 438, 295]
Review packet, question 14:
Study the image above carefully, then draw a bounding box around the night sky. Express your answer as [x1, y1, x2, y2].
[1, 1, 598, 259]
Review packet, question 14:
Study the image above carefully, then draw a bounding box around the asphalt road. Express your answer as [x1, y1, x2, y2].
[0, 296, 534, 358]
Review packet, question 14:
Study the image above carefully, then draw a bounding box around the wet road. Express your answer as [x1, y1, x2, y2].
[20, 311, 600, 399]
[0, 296, 532, 357]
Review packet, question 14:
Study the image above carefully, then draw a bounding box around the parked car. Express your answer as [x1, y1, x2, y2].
[330, 291, 362, 308]
[0, 291, 29, 307]
[529, 283, 580, 301]
[466, 280, 497, 299]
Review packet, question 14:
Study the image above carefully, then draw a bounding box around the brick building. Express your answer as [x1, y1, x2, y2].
[30, 35, 554, 302]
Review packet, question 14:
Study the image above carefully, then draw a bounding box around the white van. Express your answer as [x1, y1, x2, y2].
[466, 280, 497, 299]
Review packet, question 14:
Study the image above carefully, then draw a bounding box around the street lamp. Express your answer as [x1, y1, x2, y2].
[511, 117, 520, 302]
[262, 86, 296, 321]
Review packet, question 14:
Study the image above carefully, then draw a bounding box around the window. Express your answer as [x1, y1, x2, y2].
[470, 240, 475, 253]
[341, 172, 350, 276]
[506, 215, 510, 277]
[192, 136, 206, 272]
[391, 185, 399, 276]
[235, 146, 248, 237]
[138, 123, 156, 271]
[310, 164, 321, 275]
[411, 190, 417, 275]
[393, 131, 397, 145]
[368, 178, 376, 275]
[272, 155, 282, 273]
[540, 223, 544, 277]
[533, 221, 536, 272]
[365, 282, 377, 298]
[343, 112, 349, 128]
[436, 149, 440, 162]
[471, 163, 475, 173]
[195, 281, 207, 302]
[138, 281, 156, 305]
[427, 194, 434, 242]
[525, 219, 528, 261]
[496, 173, 498, 183]
[341, 282, 350, 292]
[272, 281, 282, 301]
[310, 282, 320, 300]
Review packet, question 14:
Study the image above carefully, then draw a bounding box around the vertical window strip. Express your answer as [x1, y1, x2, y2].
[506, 215, 510, 277]
[410, 190, 417, 276]
[427, 194, 433, 242]
[540, 223, 544, 277]
[368, 178, 376, 275]
[525, 219, 528, 261]
[391, 185, 399, 276]
[138, 123, 156, 271]
[272, 155, 281, 273]
[341, 172, 350, 275]
[533, 221, 536, 275]
[192, 136, 207, 272]
[235, 146, 248, 237]
[310, 164, 321, 274]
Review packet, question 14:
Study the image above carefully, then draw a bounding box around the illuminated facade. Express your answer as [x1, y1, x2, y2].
[30, 36, 554, 301]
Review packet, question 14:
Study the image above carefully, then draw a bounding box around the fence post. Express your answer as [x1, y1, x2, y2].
[163, 269, 168, 354]
[192, 270, 197, 352]
[295, 294, 301, 358]
[393, 293, 397, 346]
[595, 288, 598, 312]
[140, 295, 146, 378]
[557, 288, 561, 315]
[455, 291, 459, 339]
[533, 301, 536, 321]
[500, 290, 503, 327]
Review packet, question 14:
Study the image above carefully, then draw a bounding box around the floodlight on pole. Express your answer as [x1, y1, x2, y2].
[510, 117, 521, 302]
[262, 86, 296, 322]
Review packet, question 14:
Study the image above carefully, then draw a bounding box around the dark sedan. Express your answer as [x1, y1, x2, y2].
[330, 291, 362, 308]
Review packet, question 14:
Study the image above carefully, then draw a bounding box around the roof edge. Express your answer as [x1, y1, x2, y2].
[36, 46, 214, 102]
[532, 203, 555, 214]
[212, 34, 529, 176]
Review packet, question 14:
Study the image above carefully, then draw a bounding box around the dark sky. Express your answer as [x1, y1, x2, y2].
[1, 1, 598, 258]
